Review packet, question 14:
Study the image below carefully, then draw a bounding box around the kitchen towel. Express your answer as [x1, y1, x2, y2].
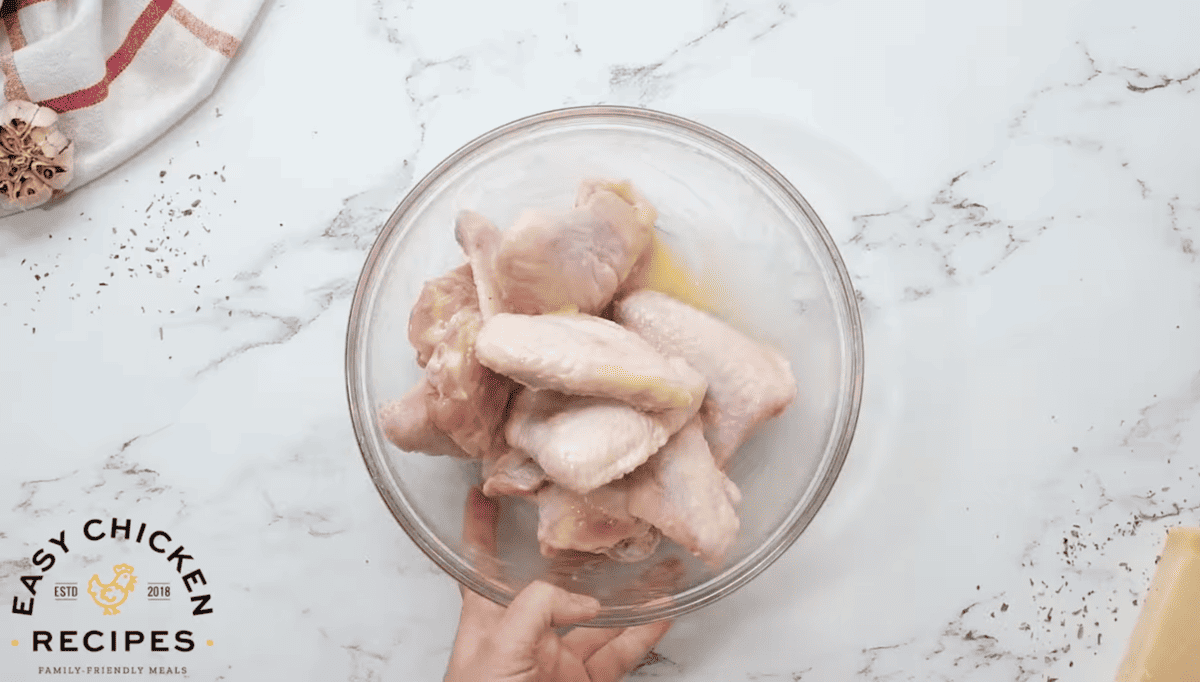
[0, 0, 266, 218]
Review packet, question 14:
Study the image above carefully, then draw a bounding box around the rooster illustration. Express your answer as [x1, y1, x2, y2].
[87, 563, 137, 615]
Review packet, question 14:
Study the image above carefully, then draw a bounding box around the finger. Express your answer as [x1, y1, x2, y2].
[561, 625, 625, 660]
[460, 487, 499, 596]
[458, 587, 507, 632]
[585, 619, 673, 682]
[462, 486, 499, 554]
[499, 581, 601, 654]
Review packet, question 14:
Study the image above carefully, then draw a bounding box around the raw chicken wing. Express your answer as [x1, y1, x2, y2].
[408, 264, 478, 367]
[536, 483, 659, 562]
[615, 289, 797, 467]
[454, 211, 504, 318]
[626, 417, 741, 565]
[505, 385, 702, 494]
[575, 179, 657, 231]
[423, 308, 516, 458]
[377, 378, 470, 458]
[492, 180, 655, 315]
[475, 312, 706, 413]
[481, 447, 547, 498]
[407, 262, 516, 458]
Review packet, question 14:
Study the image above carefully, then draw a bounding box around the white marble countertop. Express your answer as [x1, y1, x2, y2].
[3, 1, 1199, 680]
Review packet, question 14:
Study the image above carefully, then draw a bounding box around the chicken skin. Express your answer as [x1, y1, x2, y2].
[378, 378, 471, 458]
[535, 417, 738, 565]
[423, 314, 516, 458]
[625, 417, 742, 565]
[575, 179, 658, 236]
[504, 385, 702, 494]
[407, 264, 478, 368]
[615, 289, 797, 468]
[407, 262, 516, 458]
[454, 210, 505, 319]
[492, 181, 655, 315]
[535, 483, 660, 562]
[475, 312, 707, 413]
[481, 447, 547, 498]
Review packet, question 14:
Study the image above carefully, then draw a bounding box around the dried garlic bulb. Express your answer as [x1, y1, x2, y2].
[0, 100, 73, 210]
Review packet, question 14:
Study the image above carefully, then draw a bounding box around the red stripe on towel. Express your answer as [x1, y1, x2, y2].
[38, 0, 174, 113]
[3, 10, 26, 51]
[169, 3, 239, 58]
[0, 33, 29, 102]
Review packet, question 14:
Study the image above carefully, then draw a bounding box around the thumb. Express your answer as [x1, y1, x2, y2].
[498, 581, 601, 653]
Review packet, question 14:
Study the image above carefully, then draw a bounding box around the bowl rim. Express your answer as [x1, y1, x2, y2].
[345, 104, 864, 627]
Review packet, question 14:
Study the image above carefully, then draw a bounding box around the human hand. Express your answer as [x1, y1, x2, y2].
[445, 488, 673, 682]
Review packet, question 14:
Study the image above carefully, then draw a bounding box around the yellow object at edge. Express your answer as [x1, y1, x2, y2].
[1115, 526, 1200, 681]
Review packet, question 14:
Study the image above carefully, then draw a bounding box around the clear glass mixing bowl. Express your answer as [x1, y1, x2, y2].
[345, 106, 863, 627]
